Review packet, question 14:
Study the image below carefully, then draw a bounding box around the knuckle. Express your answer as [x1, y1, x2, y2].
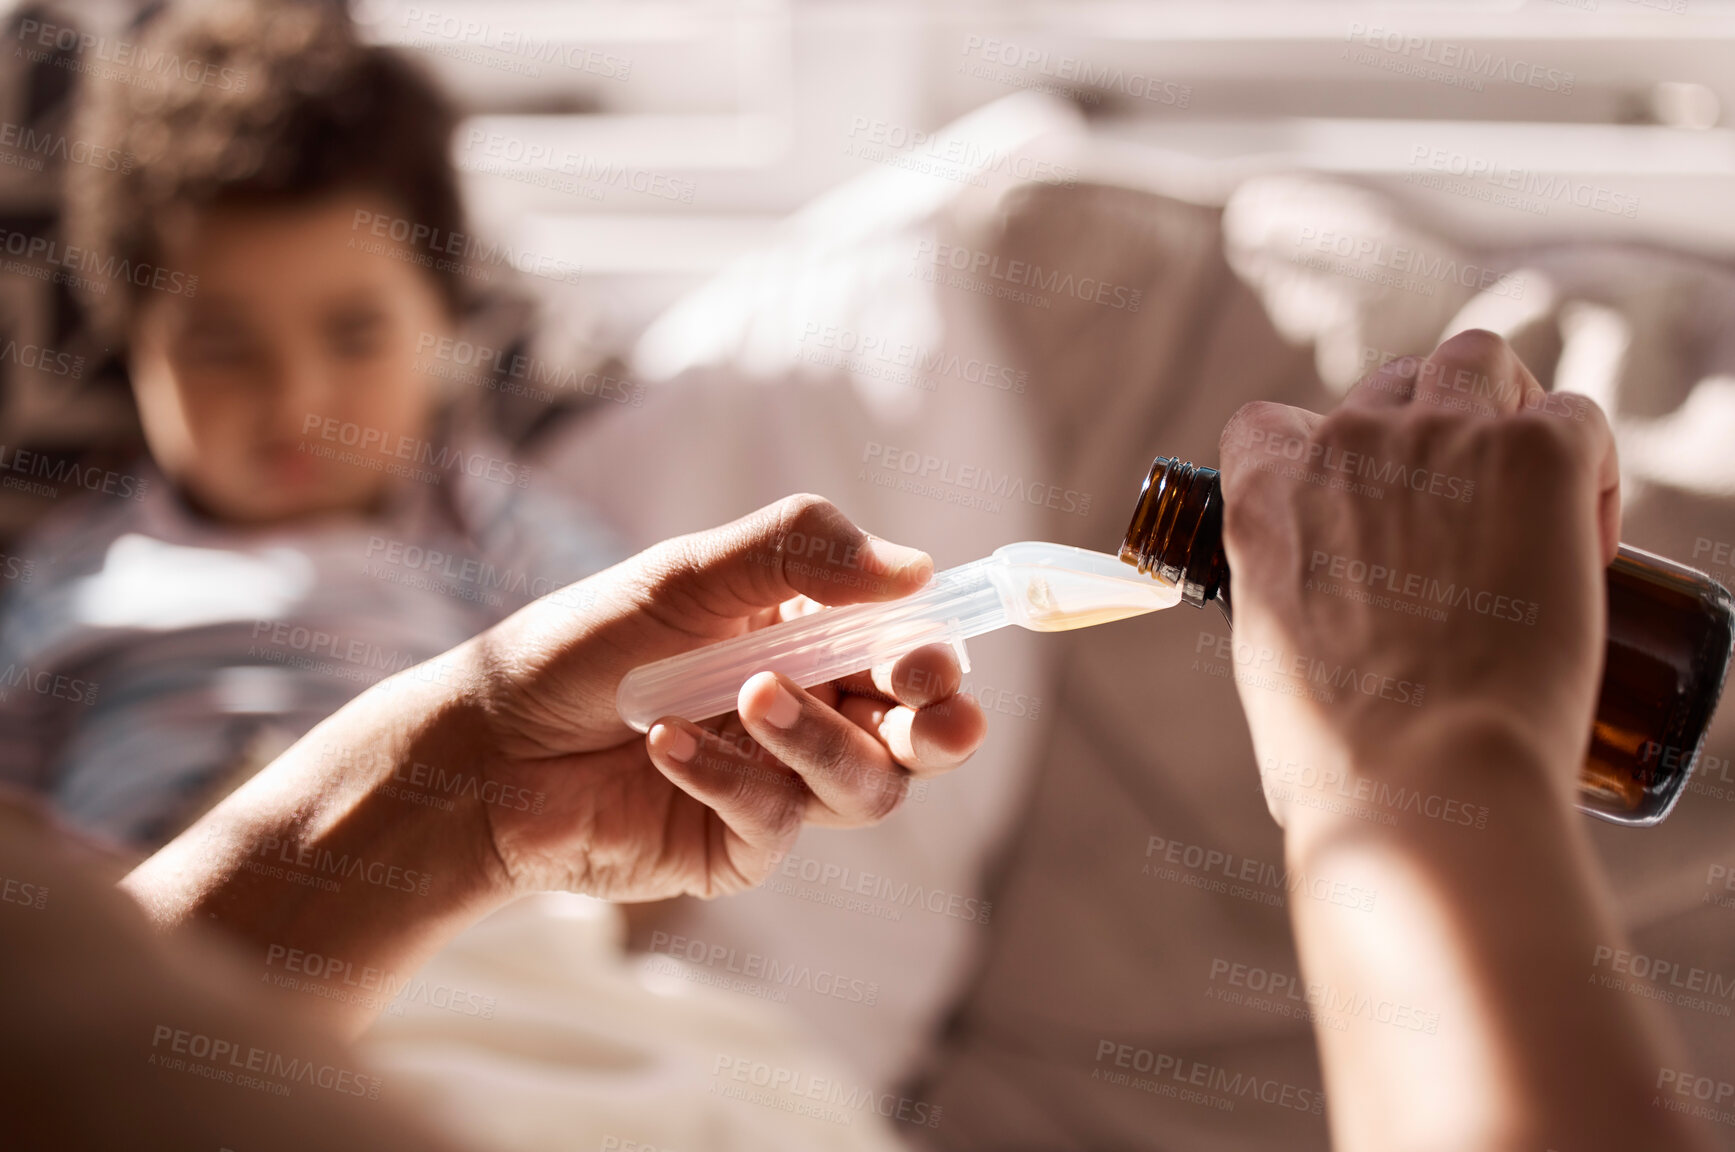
[719, 743, 799, 831]
[1398, 407, 1467, 457]
[1423, 330, 1527, 410]
[1470, 413, 1581, 494]
[720, 753, 765, 810]
[860, 746, 916, 818]
[767, 493, 859, 586]
[862, 764, 908, 822]
[803, 719, 859, 791]
[1430, 328, 1513, 375]
[1313, 405, 1384, 453]
[1351, 358, 1415, 405]
[1220, 400, 1287, 455]
[638, 536, 708, 605]
[774, 493, 845, 542]
[744, 771, 804, 842]
[1502, 412, 1581, 473]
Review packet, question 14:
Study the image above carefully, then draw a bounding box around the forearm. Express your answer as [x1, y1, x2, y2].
[120, 640, 512, 1037]
[1, 801, 479, 1152]
[1282, 714, 1711, 1152]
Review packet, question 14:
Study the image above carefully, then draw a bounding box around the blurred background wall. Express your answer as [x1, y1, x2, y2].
[5, 0, 1734, 449]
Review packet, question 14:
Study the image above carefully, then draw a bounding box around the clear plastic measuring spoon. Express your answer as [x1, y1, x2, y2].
[616, 541, 1182, 731]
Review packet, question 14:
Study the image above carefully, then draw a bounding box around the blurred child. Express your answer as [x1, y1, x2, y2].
[0, 0, 619, 849]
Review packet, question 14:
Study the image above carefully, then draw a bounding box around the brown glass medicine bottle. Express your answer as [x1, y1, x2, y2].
[1120, 455, 1735, 826]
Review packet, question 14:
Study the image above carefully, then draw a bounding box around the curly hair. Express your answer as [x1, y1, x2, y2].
[64, 0, 467, 337]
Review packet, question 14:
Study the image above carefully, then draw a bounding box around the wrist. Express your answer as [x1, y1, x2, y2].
[311, 637, 517, 911]
[1277, 705, 1574, 864]
[125, 641, 515, 1017]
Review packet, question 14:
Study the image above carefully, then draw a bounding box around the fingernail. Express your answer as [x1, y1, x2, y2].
[863, 536, 933, 583]
[763, 678, 802, 729]
[650, 722, 696, 763]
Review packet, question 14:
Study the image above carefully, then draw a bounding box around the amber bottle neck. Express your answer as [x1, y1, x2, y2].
[1119, 455, 1232, 615]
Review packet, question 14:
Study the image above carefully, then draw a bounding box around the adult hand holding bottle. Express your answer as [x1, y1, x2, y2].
[1219, 328, 1620, 835]
[1216, 330, 1711, 1152]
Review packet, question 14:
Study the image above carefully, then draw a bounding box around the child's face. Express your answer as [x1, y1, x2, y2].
[128, 192, 454, 524]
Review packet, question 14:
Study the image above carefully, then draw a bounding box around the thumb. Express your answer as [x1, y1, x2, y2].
[637, 494, 933, 626]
